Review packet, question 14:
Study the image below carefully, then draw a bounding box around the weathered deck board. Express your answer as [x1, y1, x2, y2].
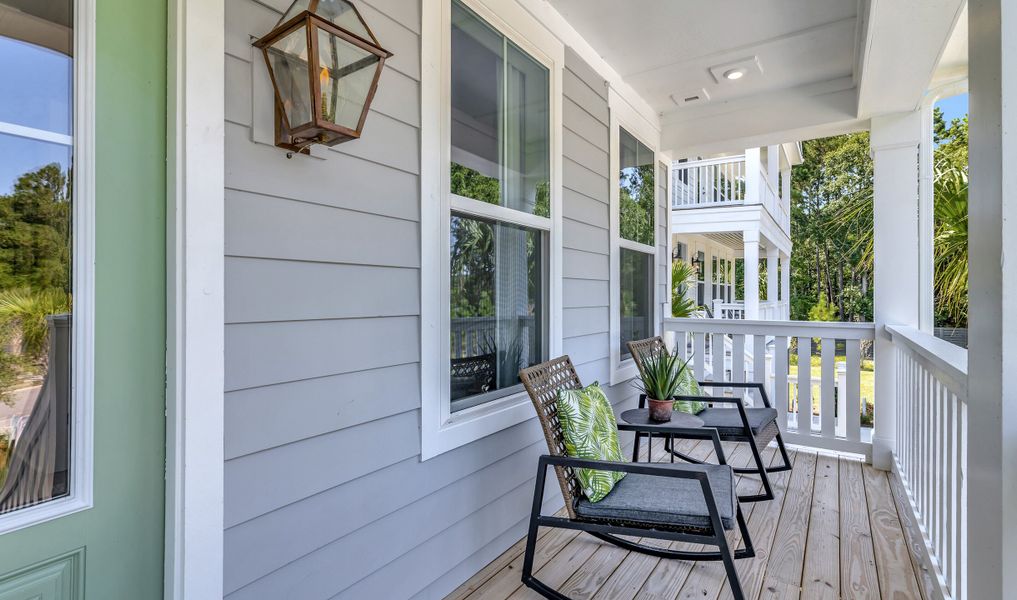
[802, 453, 840, 599]
[862, 465, 924, 600]
[446, 443, 924, 600]
[840, 459, 880, 600]
[758, 450, 818, 599]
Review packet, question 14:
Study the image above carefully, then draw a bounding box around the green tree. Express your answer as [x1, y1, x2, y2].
[0, 163, 72, 292]
[793, 133, 874, 322]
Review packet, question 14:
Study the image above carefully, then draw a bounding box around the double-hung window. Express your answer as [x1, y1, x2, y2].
[609, 103, 659, 383]
[421, 0, 562, 458]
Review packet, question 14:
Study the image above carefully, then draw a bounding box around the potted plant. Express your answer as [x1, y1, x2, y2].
[633, 350, 691, 422]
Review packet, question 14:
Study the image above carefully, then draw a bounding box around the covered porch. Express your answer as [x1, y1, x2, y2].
[449, 439, 928, 600]
[439, 0, 1000, 598]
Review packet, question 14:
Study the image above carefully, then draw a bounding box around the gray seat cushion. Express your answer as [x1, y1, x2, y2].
[697, 407, 777, 438]
[574, 463, 737, 530]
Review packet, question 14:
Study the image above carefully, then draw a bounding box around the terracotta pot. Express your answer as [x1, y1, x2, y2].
[647, 398, 673, 422]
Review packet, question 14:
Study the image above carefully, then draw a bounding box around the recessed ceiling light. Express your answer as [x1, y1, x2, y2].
[724, 68, 746, 81]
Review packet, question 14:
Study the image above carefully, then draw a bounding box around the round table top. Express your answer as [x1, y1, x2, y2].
[618, 408, 704, 431]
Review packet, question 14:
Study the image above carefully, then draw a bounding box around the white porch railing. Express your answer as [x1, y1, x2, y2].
[663, 317, 876, 459]
[887, 325, 968, 600]
[672, 156, 746, 207]
[758, 167, 790, 232]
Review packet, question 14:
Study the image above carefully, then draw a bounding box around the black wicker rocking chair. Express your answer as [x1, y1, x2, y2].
[518, 356, 754, 600]
[627, 336, 793, 503]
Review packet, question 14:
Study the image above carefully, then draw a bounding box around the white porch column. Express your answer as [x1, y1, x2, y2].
[766, 245, 778, 305]
[702, 244, 713, 308]
[742, 230, 760, 320]
[967, 1, 1015, 594]
[870, 110, 922, 472]
[780, 251, 791, 318]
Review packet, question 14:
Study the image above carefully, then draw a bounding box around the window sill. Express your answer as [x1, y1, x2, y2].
[421, 389, 537, 460]
[611, 357, 640, 387]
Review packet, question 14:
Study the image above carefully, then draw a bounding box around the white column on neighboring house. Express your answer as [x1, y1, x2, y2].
[702, 243, 713, 310]
[967, 1, 1015, 594]
[744, 147, 761, 205]
[780, 251, 791, 319]
[742, 230, 760, 320]
[766, 244, 778, 306]
[870, 110, 923, 472]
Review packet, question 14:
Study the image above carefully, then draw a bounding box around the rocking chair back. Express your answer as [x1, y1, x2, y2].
[518, 356, 585, 518]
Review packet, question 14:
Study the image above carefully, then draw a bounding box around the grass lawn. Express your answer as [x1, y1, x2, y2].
[787, 355, 874, 426]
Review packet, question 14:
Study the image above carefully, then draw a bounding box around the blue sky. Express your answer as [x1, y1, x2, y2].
[936, 93, 968, 124]
[0, 36, 72, 195]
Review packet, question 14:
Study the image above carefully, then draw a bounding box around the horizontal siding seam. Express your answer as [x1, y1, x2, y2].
[226, 437, 549, 595]
[225, 405, 420, 461]
[225, 312, 421, 326]
[563, 156, 609, 184]
[224, 186, 421, 225]
[561, 104, 609, 149]
[225, 253, 422, 270]
[327, 473, 541, 598]
[563, 83, 609, 127]
[562, 123, 609, 160]
[223, 358, 420, 394]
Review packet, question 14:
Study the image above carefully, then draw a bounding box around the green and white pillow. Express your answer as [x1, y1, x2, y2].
[556, 382, 626, 502]
[674, 368, 708, 415]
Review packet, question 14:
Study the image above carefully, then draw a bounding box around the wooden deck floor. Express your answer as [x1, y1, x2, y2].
[446, 439, 935, 600]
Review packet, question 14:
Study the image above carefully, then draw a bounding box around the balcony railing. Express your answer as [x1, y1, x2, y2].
[887, 325, 968, 600]
[663, 317, 876, 458]
[672, 156, 746, 208]
[672, 155, 790, 232]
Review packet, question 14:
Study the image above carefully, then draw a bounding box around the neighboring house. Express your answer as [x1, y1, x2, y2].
[0, 1, 1013, 600]
[671, 144, 801, 320]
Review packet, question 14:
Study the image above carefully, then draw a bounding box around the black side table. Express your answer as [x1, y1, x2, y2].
[618, 408, 705, 463]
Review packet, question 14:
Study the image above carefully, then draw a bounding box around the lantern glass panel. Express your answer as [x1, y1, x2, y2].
[266, 27, 313, 130]
[316, 28, 379, 130]
[282, 0, 373, 42]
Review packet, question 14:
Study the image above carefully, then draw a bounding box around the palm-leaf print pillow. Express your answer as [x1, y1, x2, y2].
[556, 382, 626, 502]
[674, 368, 707, 414]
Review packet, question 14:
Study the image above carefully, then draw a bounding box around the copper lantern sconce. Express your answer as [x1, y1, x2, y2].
[253, 0, 392, 154]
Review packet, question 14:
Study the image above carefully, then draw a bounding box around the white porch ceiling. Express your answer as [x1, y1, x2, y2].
[548, 0, 967, 156]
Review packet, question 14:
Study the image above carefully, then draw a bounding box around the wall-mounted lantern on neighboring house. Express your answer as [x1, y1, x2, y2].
[254, 0, 392, 154]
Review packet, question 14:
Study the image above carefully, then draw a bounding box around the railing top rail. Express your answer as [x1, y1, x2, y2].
[663, 317, 876, 340]
[672, 155, 746, 169]
[886, 324, 968, 398]
[671, 199, 745, 209]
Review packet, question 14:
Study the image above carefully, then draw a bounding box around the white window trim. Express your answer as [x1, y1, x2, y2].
[420, 0, 564, 460]
[609, 89, 661, 386]
[0, 0, 96, 537]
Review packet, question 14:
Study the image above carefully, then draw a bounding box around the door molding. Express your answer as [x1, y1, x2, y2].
[165, 0, 225, 597]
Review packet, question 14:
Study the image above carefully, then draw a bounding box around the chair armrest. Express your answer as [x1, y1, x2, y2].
[539, 454, 714, 480]
[694, 381, 772, 408]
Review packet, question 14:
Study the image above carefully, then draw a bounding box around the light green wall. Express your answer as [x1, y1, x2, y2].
[0, 0, 167, 596]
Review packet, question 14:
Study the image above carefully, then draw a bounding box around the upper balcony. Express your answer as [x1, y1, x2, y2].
[672, 148, 794, 236]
